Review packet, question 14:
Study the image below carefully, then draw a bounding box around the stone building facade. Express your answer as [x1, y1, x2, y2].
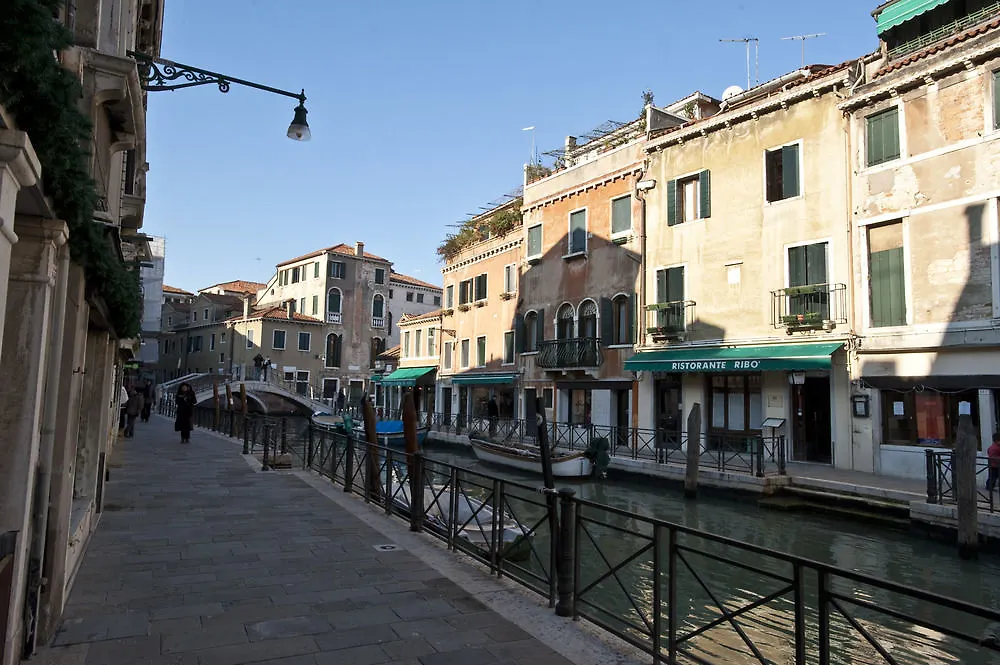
[0, 0, 165, 660]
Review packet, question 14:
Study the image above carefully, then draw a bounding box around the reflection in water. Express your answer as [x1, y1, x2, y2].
[426, 446, 1000, 665]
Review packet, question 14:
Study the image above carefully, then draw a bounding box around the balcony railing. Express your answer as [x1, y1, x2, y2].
[536, 337, 603, 369]
[645, 300, 695, 341]
[771, 283, 847, 333]
[327, 311, 342, 324]
[372, 316, 385, 328]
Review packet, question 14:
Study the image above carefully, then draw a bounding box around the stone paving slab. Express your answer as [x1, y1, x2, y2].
[31, 417, 629, 665]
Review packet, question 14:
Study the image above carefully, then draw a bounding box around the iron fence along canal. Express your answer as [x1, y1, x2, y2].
[164, 404, 1000, 664]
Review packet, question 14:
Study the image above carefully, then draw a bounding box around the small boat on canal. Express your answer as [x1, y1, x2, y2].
[470, 438, 593, 478]
[354, 419, 429, 449]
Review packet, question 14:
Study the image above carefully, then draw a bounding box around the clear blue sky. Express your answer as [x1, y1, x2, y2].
[145, 0, 883, 293]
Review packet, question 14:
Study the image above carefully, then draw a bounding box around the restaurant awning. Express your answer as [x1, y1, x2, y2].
[875, 0, 949, 34]
[450, 372, 517, 385]
[624, 342, 844, 373]
[381, 366, 436, 387]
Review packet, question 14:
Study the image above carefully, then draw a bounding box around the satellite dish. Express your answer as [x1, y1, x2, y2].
[723, 85, 744, 101]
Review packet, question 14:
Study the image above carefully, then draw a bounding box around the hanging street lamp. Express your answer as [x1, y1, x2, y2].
[128, 51, 311, 141]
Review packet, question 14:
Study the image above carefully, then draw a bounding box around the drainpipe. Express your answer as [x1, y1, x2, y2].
[843, 100, 858, 473]
[29, 240, 70, 652]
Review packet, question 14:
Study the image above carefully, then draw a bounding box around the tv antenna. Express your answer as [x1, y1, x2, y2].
[781, 33, 826, 68]
[720, 37, 759, 90]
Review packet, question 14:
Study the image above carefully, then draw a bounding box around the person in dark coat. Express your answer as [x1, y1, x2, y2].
[487, 394, 500, 438]
[140, 379, 154, 422]
[175, 382, 196, 443]
[336, 388, 346, 414]
[124, 387, 144, 438]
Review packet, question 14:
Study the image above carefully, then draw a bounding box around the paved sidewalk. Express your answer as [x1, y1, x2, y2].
[39, 417, 587, 665]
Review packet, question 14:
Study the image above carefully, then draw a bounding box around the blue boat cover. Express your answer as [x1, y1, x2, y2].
[375, 420, 404, 434]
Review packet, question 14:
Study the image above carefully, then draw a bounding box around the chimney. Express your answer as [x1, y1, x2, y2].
[564, 135, 577, 164]
[285, 299, 293, 319]
[355, 241, 364, 257]
[243, 295, 251, 318]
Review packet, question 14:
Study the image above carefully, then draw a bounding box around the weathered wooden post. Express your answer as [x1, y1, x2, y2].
[684, 404, 701, 499]
[955, 413, 979, 559]
[402, 392, 424, 532]
[362, 394, 382, 503]
[225, 384, 234, 437]
[536, 397, 560, 608]
[240, 383, 248, 450]
[212, 383, 221, 431]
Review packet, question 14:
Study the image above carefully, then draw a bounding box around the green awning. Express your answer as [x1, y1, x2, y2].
[370, 375, 383, 383]
[381, 366, 436, 387]
[624, 342, 844, 373]
[876, 0, 950, 34]
[450, 372, 516, 385]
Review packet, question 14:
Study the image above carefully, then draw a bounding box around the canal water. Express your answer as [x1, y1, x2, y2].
[423, 443, 1000, 665]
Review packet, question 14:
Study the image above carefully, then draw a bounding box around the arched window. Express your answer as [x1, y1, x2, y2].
[557, 303, 575, 340]
[370, 336, 386, 368]
[612, 294, 630, 345]
[524, 311, 538, 352]
[373, 294, 385, 319]
[578, 299, 598, 339]
[325, 333, 342, 368]
[327, 288, 342, 313]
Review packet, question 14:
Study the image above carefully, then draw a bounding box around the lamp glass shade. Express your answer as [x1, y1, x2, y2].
[287, 103, 310, 141]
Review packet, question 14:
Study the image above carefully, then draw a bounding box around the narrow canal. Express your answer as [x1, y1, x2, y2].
[423, 443, 1000, 665]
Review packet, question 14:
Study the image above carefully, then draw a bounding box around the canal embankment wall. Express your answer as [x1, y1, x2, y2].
[426, 432, 1000, 548]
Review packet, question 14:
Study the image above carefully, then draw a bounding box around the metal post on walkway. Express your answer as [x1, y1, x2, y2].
[280, 419, 287, 455]
[242, 416, 250, 455]
[344, 431, 355, 493]
[555, 488, 576, 617]
[307, 426, 315, 469]
[261, 422, 271, 471]
[925, 449, 938, 504]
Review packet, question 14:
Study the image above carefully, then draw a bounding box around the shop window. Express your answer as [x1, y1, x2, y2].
[880, 390, 980, 447]
[708, 374, 763, 434]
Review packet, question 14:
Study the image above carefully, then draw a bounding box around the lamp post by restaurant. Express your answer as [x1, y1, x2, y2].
[128, 51, 311, 141]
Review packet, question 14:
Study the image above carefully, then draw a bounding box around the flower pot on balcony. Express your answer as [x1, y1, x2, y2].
[499, 292, 514, 301]
[458, 304, 470, 312]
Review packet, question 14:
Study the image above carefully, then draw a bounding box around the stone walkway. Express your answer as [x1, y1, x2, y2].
[39, 417, 588, 665]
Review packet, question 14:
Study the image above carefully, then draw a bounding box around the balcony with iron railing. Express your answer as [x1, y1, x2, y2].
[372, 316, 385, 328]
[536, 337, 603, 369]
[771, 283, 847, 333]
[645, 300, 695, 342]
[327, 311, 342, 324]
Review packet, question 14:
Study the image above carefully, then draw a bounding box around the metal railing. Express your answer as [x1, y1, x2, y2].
[646, 301, 695, 340]
[770, 283, 848, 333]
[372, 316, 385, 328]
[886, 1, 1000, 60]
[178, 410, 1000, 664]
[536, 337, 604, 369]
[327, 311, 342, 324]
[925, 449, 997, 513]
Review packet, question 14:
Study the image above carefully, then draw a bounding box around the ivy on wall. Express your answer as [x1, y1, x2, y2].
[0, 0, 142, 338]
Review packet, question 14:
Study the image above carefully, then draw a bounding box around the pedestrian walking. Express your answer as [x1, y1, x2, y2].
[336, 388, 346, 414]
[175, 382, 196, 444]
[253, 353, 264, 381]
[118, 383, 129, 432]
[987, 432, 1000, 496]
[124, 387, 144, 438]
[487, 394, 499, 438]
[140, 379, 154, 422]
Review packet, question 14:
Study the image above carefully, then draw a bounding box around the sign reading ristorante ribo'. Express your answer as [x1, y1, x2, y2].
[668, 360, 762, 371]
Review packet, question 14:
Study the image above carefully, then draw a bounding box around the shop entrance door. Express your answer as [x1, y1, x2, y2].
[655, 377, 682, 451]
[793, 376, 832, 463]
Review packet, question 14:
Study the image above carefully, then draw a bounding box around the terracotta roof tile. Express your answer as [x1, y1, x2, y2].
[277, 243, 389, 267]
[225, 307, 323, 324]
[400, 309, 443, 325]
[203, 280, 266, 294]
[390, 271, 442, 290]
[378, 344, 401, 360]
[875, 17, 1000, 77]
[162, 284, 193, 295]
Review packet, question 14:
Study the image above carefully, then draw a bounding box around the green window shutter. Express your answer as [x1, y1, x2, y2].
[806, 242, 828, 285]
[535, 308, 545, 347]
[867, 108, 900, 166]
[781, 144, 800, 199]
[514, 314, 524, 353]
[666, 179, 678, 226]
[667, 267, 685, 302]
[870, 247, 907, 327]
[994, 71, 1000, 130]
[600, 297, 614, 345]
[628, 293, 637, 343]
[656, 269, 667, 302]
[698, 170, 711, 219]
[788, 246, 806, 287]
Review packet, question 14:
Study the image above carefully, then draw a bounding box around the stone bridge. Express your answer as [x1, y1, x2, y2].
[159, 374, 330, 415]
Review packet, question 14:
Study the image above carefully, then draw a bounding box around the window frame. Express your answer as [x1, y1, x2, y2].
[523, 310, 539, 353]
[610, 194, 633, 238]
[783, 238, 831, 288]
[474, 273, 488, 302]
[611, 293, 631, 346]
[427, 328, 436, 356]
[210, 333, 216, 351]
[864, 219, 910, 329]
[503, 264, 517, 294]
[503, 330, 515, 365]
[460, 338, 471, 369]
[327, 287, 343, 314]
[272, 329, 287, 350]
[567, 207, 588, 255]
[403, 331, 410, 358]
[374, 267, 386, 285]
[246, 329, 254, 349]
[445, 284, 455, 308]
[865, 105, 902, 168]
[476, 335, 487, 367]
[329, 260, 346, 279]
[298, 331, 311, 352]
[416, 293, 424, 304]
[527, 223, 543, 259]
[312, 294, 319, 316]
[443, 340, 453, 370]
[763, 140, 804, 205]
[372, 293, 385, 319]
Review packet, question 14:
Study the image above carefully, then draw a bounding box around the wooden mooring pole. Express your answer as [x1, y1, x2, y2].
[955, 413, 979, 560]
[684, 403, 701, 499]
[362, 393, 382, 502]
